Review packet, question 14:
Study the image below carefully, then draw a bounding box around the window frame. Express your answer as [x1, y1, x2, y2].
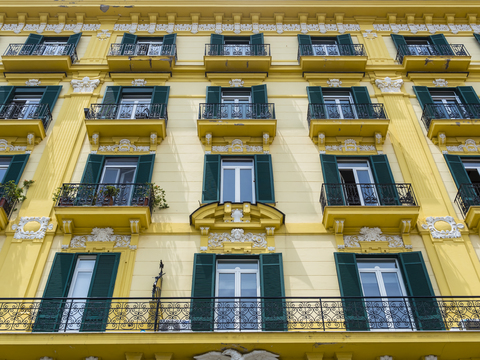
[220, 158, 256, 204]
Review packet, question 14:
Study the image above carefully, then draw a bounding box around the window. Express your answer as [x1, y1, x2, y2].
[117, 95, 151, 119]
[462, 160, 480, 184]
[391, 34, 455, 60]
[298, 34, 358, 56]
[191, 253, 285, 332]
[220, 89, 252, 119]
[202, 154, 274, 204]
[33, 253, 120, 333]
[323, 91, 356, 119]
[0, 155, 29, 185]
[0, 157, 11, 183]
[337, 160, 378, 206]
[136, 38, 163, 56]
[119, 34, 176, 56]
[209, 34, 265, 56]
[14, 33, 81, 59]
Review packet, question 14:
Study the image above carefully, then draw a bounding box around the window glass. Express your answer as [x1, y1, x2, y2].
[221, 159, 255, 203]
[0, 157, 11, 183]
[217, 261, 258, 270]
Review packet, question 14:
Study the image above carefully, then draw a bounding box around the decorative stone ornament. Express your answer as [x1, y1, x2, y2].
[433, 79, 448, 87]
[195, 349, 279, 360]
[132, 79, 147, 87]
[98, 139, 149, 153]
[212, 139, 262, 153]
[379, 357, 393, 360]
[362, 29, 377, 39]
[208, 228, 267, 249]
[25, 79, 41, 86]
[67, 227, 132, 249]
[0, 139, 26, 152]
[12, 217, 53, 240]
[344, 227, 404, 248]
[327, 79, 342, 88]
[422, 216, 464, 239]
[40, 357, 53, 360]
[71, 77, 100, 93]
[229, 79, 244, 87]
[96, 29, 111, 40]
[375, 77, 403, 93]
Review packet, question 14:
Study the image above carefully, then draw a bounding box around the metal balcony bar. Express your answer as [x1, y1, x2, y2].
[3, 43, 78, 63]
[205, 44, 271, 56]
[0, 186, 17, 220]
[455, 184, 480, 217]
[420, 103, 480, 131]
[298, 44, 367, 57]
[396, 44, 469, 63]
[199, 103, 275, 120]
[0, 103, 53, 130]
[55, 183, 155, 214]
[108, 44, 176, 58]
[86, 103, 168, 125]
[0, 296, 476, 332]
[307, 103, 388, 125]
[320, 183, 417, 211]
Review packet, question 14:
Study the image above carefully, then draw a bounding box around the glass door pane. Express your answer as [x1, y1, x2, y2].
[381, 272, 411, 329]
[222, 169, 235, 203]
[240, 273, 259, 330]
[239, 169, 253, 203]
[356, 170, 378, 206]
[360, 272, 390, 330]
[217, 273, 236, 330]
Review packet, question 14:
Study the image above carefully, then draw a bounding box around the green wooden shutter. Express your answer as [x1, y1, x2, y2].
[0, 86, 15, 104]
[307, 86, 324, 119]
[252, 84, 268, 103]
[456, 86, 480, 104]
[250, 33, 264, 55]
[121, 33, 137, 45]
[206, 86, 221, 104]
[202, 154, 221, 203]
[334, 253, 369, 331]
[390, 34, 407, 49]
[475, 34, 480, 44]
[210, 34, 224, 55]
[161, 34, 177, 55]
[413, 86, 434, 109]
[135, 155, 155, 183]
[254, 154, 275, 204]
[191, 253, 216, 331]
[297, 34, 312, 56]
[320, 154, 344, 206]
[444, 154, 471, 189]
[81, 253, 121, 332]
[103, 86, 122, 104]
[370, 155, 400, 205]
[81, 154, 105, 183]
[151, 86, 170, 118]
[2, 154, 29, 184]
[23, 34, 43, 54]
[352, 86, 373, 118]
[39, 86, 62, 118]
[32, 253, 76, 332]
[398, 252, 445, 330]
[430, 34, 453, 55]
[337, 34, 353, 55]
[66, 33, 82, 58]
[260, 253, 286, 331]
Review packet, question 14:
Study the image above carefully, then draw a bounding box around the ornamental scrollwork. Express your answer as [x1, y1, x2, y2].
[422, 216, 464, 239]
[68, 227, 132, 249]
[208, 229, 267, 249]
[12, 217, 53, 240]
[98, 139, 149, 153]
[375, 77, 403, 93]
[344, 227, 404, 248]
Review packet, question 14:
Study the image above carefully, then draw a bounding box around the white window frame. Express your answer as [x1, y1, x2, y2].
[323, 93, 356, 119]
[311, 39, 340, 56]
[221, 92, 252, 119]
[42, 41, 68, 56]
[431, 92, 465, 119]
[100, 159, 138, 184]
[357, 258, 415, 331]
[0, 158, 11, 183]
[220, 158, 255, 204]
[215, 259, 261, 331]
[337, 160, 378, 206]
[136, 40, 163, 56]
[11, 95, 42, 119]
[117, 96, 151, 120]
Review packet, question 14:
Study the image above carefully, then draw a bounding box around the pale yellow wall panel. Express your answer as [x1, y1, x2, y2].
[176, 35, 209, 61]
[469, 234, 480, 262]
[70, 136, 91, 183]
[382, 35, 398, 61]
[448, 36, 480, 61]
[76, 35, 91, 60]
[266, 82, 307, 97]
[168, 82, 209, 97]
[0, 36, 27, 62]
[265, 35, 298, 62]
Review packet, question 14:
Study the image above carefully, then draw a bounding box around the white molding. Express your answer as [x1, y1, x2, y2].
[212, 139, 263, 153]
[208, 229, 267, 248]
[229, 79, 244, 87]
[98, 139, 149, 153]
[25, 79, 41, 86]
[375, 77, 403, 93]
[12, 217, 53, 240]
[68, 227, 131, 249]
[344, 227, 404, 248]
[132, 79, 147, 86]
[195, 349, 279, 360]
[327, 79, 342, 87]
[71, 77, 100, 93]
[433, 79, 448, 87]
[422, 216, 464, 239]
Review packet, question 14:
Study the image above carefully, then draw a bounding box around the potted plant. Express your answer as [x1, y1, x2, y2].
[52, 184, 77, 206]
[148, 183, 169, 211]
[1, 180, 34, 211]
[99, 185, 120, 206]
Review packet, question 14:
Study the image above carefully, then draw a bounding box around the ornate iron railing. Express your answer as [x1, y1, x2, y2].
[396, 44, 469, 63]
[198, 103, 275, 120]
[307, 103, 388, 125]
[0, 296, 479, 332]
[0, 103, 53, 130]
[205, 44, 271, 56]
[54, 183, 155, 213]
[320, 183, 417, 211]
[85, 103, 168, 125]
[455, 184, 480, 217]
[298, 44, 367, 57]
[108, 44, 176, 58]
[420, 103, 480, 131]
[0, 186, 17, 220]
[3, 43, 78, 63]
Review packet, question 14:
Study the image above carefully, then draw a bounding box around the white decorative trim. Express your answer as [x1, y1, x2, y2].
[128, 245, 138, 251]
[337, 245, 346, 249]
[40, 357, 54, 360]
[375, 77, 403, 93]
[379, 356, 393, 360]
[344, 227, 404, 248]
[205, 133, 212, 145]
[197, 349, 279, 360]
[446, 139, 478, 153]
[98, 139, 149, 153]
[0, 139, 27, 152]
[327, 79, 342, 88]
[97, 29, 111, 40]
[263, 133, 270, 145]
[231, 209, 244, 223]
[433, 79, 448, 87]
[267, 247, 276, 251]
[212, 139, 263, 153]
[85, 357, 99, 360]
[325, 139, 375, 152]
[71, 77, 100, 93]
[69, 228, 131, 249]
[424, 356, 437, 360]
[422, 216, 464, 239]
[12, 217, 53, 240]
[150, 133, 157, 144]
[362, 29, 377, 39]
[132, 79, 147, 87]
[208, 229, 267, 248]
[229, 79, 244, 87]
[25, 79, 41, 86]
[82, 24, 101, 31]
[27, 134, 34, 145]
[92, 133, 99, 145]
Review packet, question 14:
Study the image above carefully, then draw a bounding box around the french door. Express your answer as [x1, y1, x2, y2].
[221, 92, 252, 119]
[338, 161, 378, 206]
[42, 41, 67, 56]
[10, 96, 41, 119]
[98, 158, 138, 205]
[135, 41, 163, 56]
[431, 93, 465, 119]
[323, 94, 356, 119]
[117, 97, 151, 119]
[220, 159, 255, 204]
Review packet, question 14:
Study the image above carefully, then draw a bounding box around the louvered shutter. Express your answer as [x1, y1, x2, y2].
[205, 86, 221, 119]
[121, 33, 137, 55]
[254, 154, 275, 204]
[0, 86, 15, 105]
[307, 86, 324, 119]
[391, 34, 408, 61]
[66, 33, 82, 58]
[151, 86, 169, 119]
[320, 154, 344, 206]
[252, 84, 270, 118]
[161, 34, 176, 55]
[297, 34, 312, 56]
[202, 154, 221, 203]
[39, 86, 62, 120]
[352, 86, 373, 118]
[23, 34, 43, 55]
[337, 34, 353, 55]
[2, 154, 29, 184]
[260, 253, 286, 331]
[370, 155, 400, 205]
[81, 154, 105, 184]
[135, 155, 155, 183]
[191, 253, 216, 331]
[430, 34, 453, 55]
[413, 86, 434, 114]
[210, 34, 224, 55]
[250, 33, 264, 55]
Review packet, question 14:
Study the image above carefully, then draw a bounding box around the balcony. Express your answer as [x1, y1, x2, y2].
[396, 44, 470, 72]
[107, 44, 176, 72]
[53, 183, 153, 232]
[204, 44, 271, 72]
[0, 186, 16, 230]
[307, 103, 389, 143]
[1, 295, 476, 332]
[320, 183, 419, 230]
[421, 103, 480, 142]
[455, 184, 480, 230]
[84, 103, 167, 146]
[298, 44, 367, 72]
[0, 104, 52, 142]
[197, 103, 276, 144]
[2, 43, 78, 72]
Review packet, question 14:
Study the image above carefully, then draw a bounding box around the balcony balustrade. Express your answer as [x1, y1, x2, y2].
[107, 44, 176, 71]
[3, 43, 78, 62]
[108, 44, 176, 57]
[205, 44, 271, 56]
[0, 103, 52, 142]
[0, 296, 477, 332]
[199, 103, 275, 120]
[298, 44, 367, 57]
[455, 184, 480, 218]
[395, 44, 470, 72]
[204, 44, 272, 71]
[307, 103, 388, 124]
[396, 44, 469, 63]
[298, 44, 368, 72]
[86, 103, 167, 123]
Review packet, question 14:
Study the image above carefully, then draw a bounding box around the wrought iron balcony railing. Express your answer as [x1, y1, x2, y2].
[0, 103, 53, 130]
[0, 296, 478, 332]
[199, 103, 275, 120]
[307, 103, 388, 125]
[420, 103, 480, 131]
[320, 183, 417, 211]
[0, 186, 17, 220]
[55, 183, 155, 213]
[3, 43, 78, 63]
[298, 44, 367, 57]
[108, 44, 176, 58]
[455, 184, 480, 217]
[396, 44, 469, 63]
[85, 103, 168, 125]
[205, 44, 271, 56]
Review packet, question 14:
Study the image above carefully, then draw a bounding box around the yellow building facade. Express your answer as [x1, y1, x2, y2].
[0, 1, 480, 359]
